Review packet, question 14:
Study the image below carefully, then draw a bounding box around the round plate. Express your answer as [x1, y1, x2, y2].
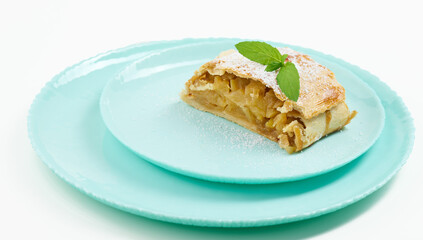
[99, 39, 385, 184]
[28, 39, 414, 227]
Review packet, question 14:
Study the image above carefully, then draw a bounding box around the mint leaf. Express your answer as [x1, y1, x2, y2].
[280, 54, 288, 64]
[277, 62, 300, 101]
[265, 62, 283, 72]
[235, 41, 301, 102]
[235, 41, 282, 65]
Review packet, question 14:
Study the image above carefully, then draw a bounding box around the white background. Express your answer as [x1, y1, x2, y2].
[1, 0, 422, 239]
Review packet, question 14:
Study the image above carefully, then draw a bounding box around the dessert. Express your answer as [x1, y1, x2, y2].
[180, 48, 356, 153]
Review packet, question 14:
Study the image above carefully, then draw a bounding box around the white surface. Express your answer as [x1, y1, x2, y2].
[1, 0, 422, 239]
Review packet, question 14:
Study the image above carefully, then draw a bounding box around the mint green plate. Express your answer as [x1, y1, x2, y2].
[28, 39, 414, 227]
[99, 40, 384, 184]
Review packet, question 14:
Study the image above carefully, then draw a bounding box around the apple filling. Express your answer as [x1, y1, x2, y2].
[184, 72, 309, 153]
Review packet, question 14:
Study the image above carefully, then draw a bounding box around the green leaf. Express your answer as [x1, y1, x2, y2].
[235, 41, 282, 65]
[265, 62, 283, 72]
[234, 41, 301, 101]
[277, 62, 300, 101]
[280, 54, 288, 64]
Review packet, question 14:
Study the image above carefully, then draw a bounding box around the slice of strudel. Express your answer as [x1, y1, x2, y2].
[180, 48, 357, 153]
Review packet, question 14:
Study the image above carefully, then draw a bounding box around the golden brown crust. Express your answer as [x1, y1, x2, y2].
[189, 48, 345, 120]
[180, 48, 356, 153]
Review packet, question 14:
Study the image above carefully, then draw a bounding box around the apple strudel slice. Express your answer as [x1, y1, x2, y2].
[180, 48, 357, 153]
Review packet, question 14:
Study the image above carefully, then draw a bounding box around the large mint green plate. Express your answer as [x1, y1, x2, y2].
[99, 40, 384, 184]
[28, 39, 414, 227]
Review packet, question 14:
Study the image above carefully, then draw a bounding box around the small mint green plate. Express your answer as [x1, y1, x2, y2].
[28, 39, 414, 227]
[99, 39, 384, 184]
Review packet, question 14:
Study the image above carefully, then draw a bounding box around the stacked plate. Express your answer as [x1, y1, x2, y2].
[28, 38, 414, 227]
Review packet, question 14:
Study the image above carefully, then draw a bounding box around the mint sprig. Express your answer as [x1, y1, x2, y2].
[235, 41, 300, 102]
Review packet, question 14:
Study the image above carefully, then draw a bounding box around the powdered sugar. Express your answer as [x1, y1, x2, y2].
[212, 47, 323, 103]
[180, 103, 270, 151]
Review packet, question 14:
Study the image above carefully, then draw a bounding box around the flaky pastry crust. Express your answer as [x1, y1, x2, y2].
[181, 48, 356, 153]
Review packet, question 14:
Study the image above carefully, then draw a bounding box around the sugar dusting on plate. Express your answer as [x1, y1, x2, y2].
[180, 102, 270, 151]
